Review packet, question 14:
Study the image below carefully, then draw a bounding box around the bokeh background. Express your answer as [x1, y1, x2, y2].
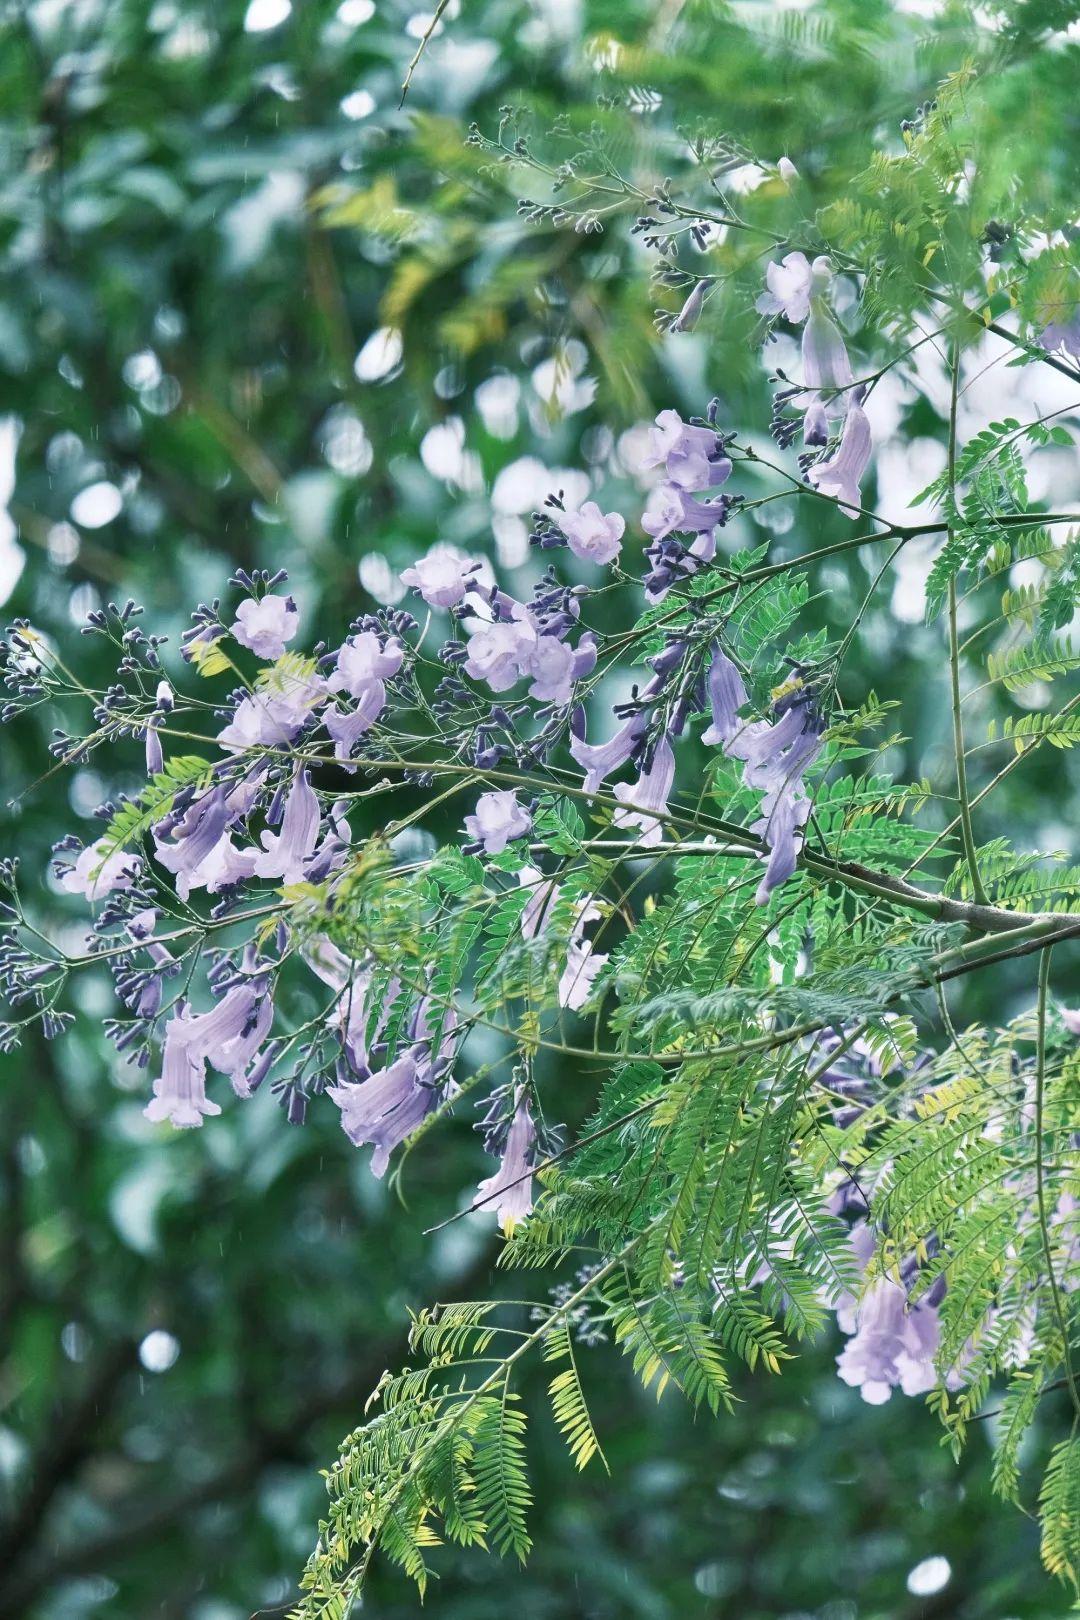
[1, 1, 1079, 1616]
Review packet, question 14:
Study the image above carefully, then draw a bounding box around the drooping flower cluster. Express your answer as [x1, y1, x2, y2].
[703, 647, 825, 903]
[1, 349, 850, 1224]
[758, 251, 873, 514]
[639, 408, 739, 600]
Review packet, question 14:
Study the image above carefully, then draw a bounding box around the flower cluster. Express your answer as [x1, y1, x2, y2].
[758, 251, 873, 513]
[1, 323, 855, 1227]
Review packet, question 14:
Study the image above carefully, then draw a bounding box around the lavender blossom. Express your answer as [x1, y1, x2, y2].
[612, 736, 676, 847]
[463, 618, 536, 692]
[641, 483, 727, 545]
[323, 684, 388, 761]
[747, 696, 825, 904]
[807, 389, 872, 515]
[555, 502, 625, 565]
[195, 979, 274, 1096]
[144, 681, 172, 777]
[643, 410, 731, 490]
[253, 770, 321, 883]
[327, 1050, 441, 1178]
[304, 935, 380, 1078]
[232, 593, 299, 660]
[517, 865, 560, 939]
[164, 831, 257, 902]
[558, 898, 609, 1011]
[802, 304, 854, 394]
[475, 1087, 537, 1231]
[521, 630, 597, 707]
[58, 840, 141, 901]
[217, 668, 325, 751]
[570, 706, 648, 795]
[144, 1007, 222, 1129]
[464, 790, 531, 855]
[836, 1271, 943, 1404]
[1041, 312, 1080, 367]
[329, 631, 404, 700]
[522, 636, 576, 705]
[400, 549, 481, 609]
[154, 785, 239, 900]
[756, 252, 818, 324]
[700, 647, 750, 748]
[669, 277, 714, 334]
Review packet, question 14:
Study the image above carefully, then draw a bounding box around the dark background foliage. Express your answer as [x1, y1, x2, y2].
[1, 1, 1077, 1615]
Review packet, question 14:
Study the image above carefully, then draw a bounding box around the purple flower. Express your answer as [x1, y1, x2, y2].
[520, 631, 594, 706]
[195, 980, 274, 1096]
[304, 798, 353, 883]
[747, 701, 824, 903]
[802, 306, 854, 393]
[803, 398, 829, 446]
[669, 277, 714, 334]
[836, 1273, 942, 1404]
[305, 935, 381, 1078]
[217, 670, 325, 752]
[807, 391, 872, 515]
[556, 502, 625, 565]
[161, 830, 257, 903]
[463, 617, 536, 693]
[756, 252, 814, 323]
[1061, 1008, 1080, 1036]
[400, 549, 481, 609]
[253, 770, 321, 883]
[144, 1006, 223, 1129]
[701, 648, 749, 748]
[523, 635, 576, 705]
[570, 706, 648, 796]
[329, 631, 404, 700]
[232, 593, 299, 660]
[1041, 313, 1080, 367]
[154, 785, 232, 896]
[327, 1050, 440, 1178]
[752, 778, 813, 903]
[734, 697, 818, 785]
[58, 840, 141, 901]
[703, 670, 825, 904]
[569, 716, 647, 797]
[144, 685, 171, 776]
[777, 156, 798, 184]
[464, 790, 531, 855]
[558, 898, 608, 1010]
[517, 865, 560, 939]
[641, 483, 726, 544]
[475, 1087, 537, 1231]
[612, 736, 676, 847]
[323, 683, 388, 761]
[643, 410, 731, 490]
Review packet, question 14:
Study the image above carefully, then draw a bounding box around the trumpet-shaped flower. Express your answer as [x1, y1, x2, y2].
[400, 549, 481, 609]
[232, 593, 299, 660]
[612, 737, 676, 847]
[556, 502, 625, 565]
[475, 1087, 537, 1231]
[807, 391, 872, 515]
[464, 790, 531, 855]
[58, 839, 141, 901]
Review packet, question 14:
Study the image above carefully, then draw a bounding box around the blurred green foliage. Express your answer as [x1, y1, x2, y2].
[2, 0, 1080, 1615]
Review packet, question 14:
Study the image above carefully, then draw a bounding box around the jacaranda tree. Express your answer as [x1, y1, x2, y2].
[3, 2, 1080, 1615]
